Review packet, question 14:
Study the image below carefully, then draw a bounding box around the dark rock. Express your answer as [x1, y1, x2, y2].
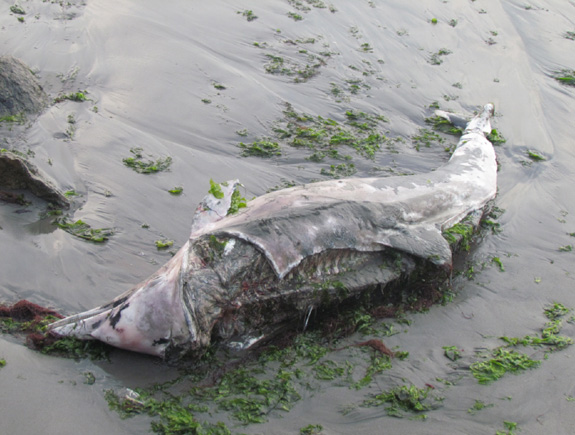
[0, 150, 69, 208]
[0, 56, 49, 118]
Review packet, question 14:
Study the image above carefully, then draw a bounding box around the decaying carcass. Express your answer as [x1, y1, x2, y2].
[48, 104, 498, 360]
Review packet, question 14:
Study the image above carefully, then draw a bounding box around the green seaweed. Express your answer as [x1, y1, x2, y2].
[526, 150, 546, 161]
[105, 389, 230, 433]
[544, 302, 570, 320]
[168, 187, 183, 195]
[288, 12, 303, 21]
[208, 179, 224, 199]
[425, 115, 462, 135]
[101, 322, 407, 432]
[470, 348, 540, 384]
[83, 371, 96, 385]
[443, 222, 474, 250]
[66, 114, 77, 139]
[55, 218, 113, 243]
[0, 311, 60, 334]
[467, 399, 494, 414]
[362, 384, 434, 417]
[501, 303, 573, 351]
[10, 4, 25, 14]
[352, 355, 393, 389]
[429, 48, 452, 66]
[411, 128, 445, 151]
[320, 163, 356, 178]
[41, 336, 111, 360]
[239, 139, 282, 157]
[487, 129, 506, 145]
[0, 358, 5, 367]
[228, 187, 247, 215]
[54, 91, 89, 103]
[442, 345, 462, 361]
[204, 367, 302, 424]
[492, 256, 505, 271]
[247, 103, 393, 167]
[555, 69, 575, 86]
[313, 360, 349, 381]
[155, 240, 174, 249]
[497, 421, 519, 435]
[122, 148, 173, 173]
[0, 113, 26, 124]
[263, 49, 326, 83]
[300, 424, 323, 435]
[481, 206, 504, 234]
[239, 9, 257, 21]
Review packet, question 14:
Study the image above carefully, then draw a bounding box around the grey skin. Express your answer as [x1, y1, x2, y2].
[49, 104, 497, 360]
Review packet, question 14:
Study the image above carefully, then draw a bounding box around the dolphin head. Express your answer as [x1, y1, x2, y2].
[48, 181, 245, 358]
[48, 246, 197, 358]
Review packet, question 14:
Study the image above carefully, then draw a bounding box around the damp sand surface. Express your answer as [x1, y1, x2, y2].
[1, 1, 575, 434]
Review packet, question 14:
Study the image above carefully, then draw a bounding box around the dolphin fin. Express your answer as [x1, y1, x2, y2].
[190, 179, 241, 237]
[378, 224, 452, 267]
[434, 110, 469, 130]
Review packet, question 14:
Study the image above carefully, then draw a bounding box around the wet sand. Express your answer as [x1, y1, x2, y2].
[1, 0, 575, 434]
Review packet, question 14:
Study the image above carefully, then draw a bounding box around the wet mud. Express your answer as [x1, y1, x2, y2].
[1, 1, 575, 434]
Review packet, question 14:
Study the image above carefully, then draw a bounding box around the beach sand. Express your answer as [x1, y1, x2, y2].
[1, 1, 575, 433]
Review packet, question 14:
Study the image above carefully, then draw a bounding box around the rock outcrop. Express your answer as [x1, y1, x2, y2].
[0, 56, 49, 118]
[0, 151, 69, 208]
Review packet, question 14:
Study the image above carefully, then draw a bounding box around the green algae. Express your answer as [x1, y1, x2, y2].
[471, 348, 540, 384]
[497, 421, 519, 435]
[239, 103, 394, 174]
[239, 139, 282, 157]
[228, 187, 247, 214]
[54, 91, 89, 104]
[555, 69, 575, 86]
[238, 9, 257, 21]
[300, 424, 323, 435]
[0, 113, 26, 124]
[487, 129, 506, 145]
[168, 187, 183, 195]
[442, 345, 462, 361]
[41, 336, 111, 360]
[10, 5, 26, 14]
[362, 384, 435, 417]
[155, 240, 174, 249]
[467, 399, 493, 415]
[208, 179, 224, 199]
[443, 221, 474, 250]
[122, 147, 172, 173]
[411, 128, 445, 151]
[526, 150, 546, 161]
[492, 256, 505, 271]
[55, 218, 114, 243]
[429, 49, 452, 66]
[425, 115, 462, 136]
[471, 304, 572, 384]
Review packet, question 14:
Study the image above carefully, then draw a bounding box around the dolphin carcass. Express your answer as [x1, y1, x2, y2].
[49, 104, 498, 359]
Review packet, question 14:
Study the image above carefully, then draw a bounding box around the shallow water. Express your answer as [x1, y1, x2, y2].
[1, 0, 575, 434]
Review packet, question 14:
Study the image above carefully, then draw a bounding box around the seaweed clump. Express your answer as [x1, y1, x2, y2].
[0, 300, 111, 360]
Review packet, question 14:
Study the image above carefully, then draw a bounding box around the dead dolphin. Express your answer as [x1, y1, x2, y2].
[48, 104, 497, 359]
